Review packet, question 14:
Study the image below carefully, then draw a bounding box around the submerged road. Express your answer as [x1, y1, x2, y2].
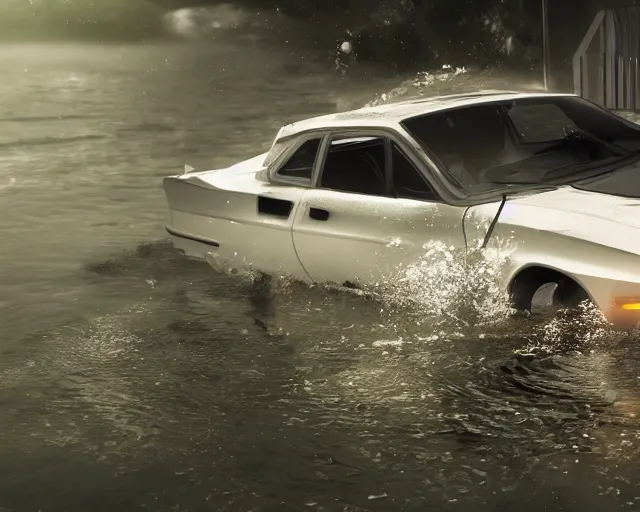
[0, 42, 638, 511]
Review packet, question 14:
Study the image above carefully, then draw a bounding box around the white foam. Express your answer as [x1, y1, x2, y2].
[378, 240, 515, 330]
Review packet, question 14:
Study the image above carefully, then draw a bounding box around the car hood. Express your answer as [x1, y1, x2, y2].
[466, 186, 640, 255]
[507, 186, 640, 229]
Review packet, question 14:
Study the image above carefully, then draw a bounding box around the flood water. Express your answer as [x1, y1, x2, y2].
[2, 41, 640, 511]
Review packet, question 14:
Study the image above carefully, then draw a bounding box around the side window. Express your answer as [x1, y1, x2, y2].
[319, 136, 387, 196]
[392, 143, 438, 201]
[508, 103, 578, 144]
[276, 138, 321, 180]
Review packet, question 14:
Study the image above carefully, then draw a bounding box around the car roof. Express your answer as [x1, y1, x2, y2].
[276, 90, 578, 140]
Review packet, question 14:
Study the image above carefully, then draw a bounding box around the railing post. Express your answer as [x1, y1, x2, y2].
[598, 19, 605, 106]
[542, 0, 550, 90]
[605, 10, 616, 109]
[572, 10, 606, 104]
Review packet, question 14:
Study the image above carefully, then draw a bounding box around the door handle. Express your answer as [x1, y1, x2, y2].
[309, 207, 330, 221]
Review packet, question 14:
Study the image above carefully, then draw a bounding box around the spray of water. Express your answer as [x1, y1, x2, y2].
[515, 299, 636, 357]
[364, 65, 469, 107]
[205, 234, 629, 348]
[377, 239, 515, 332]
[366, 234, 634, 351]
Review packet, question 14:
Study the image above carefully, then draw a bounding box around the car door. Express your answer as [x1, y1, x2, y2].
[291, 132, 468, 288]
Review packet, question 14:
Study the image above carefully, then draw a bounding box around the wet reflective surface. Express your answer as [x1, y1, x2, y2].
[1, 42, 640, 511]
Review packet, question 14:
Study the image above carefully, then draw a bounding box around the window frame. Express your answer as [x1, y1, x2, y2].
[312, 128, 444, 203]
[268, 133, 326, 187]
[314, 132, 393, 197]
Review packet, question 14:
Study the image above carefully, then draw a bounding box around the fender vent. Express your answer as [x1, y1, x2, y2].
[258, 196, 293, 219]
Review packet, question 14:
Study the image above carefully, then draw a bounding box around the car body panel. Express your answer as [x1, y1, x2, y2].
[464, 187, 640, 324]
[292, 189, 467, 286]
[163, 153, 311, 281]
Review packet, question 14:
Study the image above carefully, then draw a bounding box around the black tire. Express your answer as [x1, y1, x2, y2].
[551, 277, 590, 309]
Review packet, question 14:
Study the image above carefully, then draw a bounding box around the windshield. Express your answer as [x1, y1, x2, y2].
[401, 96, 640, 194]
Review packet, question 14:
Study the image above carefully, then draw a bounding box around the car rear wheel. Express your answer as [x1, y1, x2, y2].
[510, 268, 638, 332]
[550, 277, 590, 309]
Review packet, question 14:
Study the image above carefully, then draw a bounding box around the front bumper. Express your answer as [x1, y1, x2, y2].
[606, 297, 640, 331]
[579, 273, 640, 330]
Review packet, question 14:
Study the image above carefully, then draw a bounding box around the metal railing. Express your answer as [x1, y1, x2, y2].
[573, 8, 640, 111]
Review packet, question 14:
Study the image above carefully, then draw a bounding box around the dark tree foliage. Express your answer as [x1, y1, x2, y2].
[164, 0, 545, 69]
[263, 0, 542, 69]
[0, 0, 606, 71]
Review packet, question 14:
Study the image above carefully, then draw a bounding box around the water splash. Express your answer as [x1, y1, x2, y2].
[412, 65, 469, 87]
[541, 301, 612, 344]
[517, 300, 634, 356]
[370, 232, 635, 348]
[378, 240, 514, 331]
[365, 65, 469, 107]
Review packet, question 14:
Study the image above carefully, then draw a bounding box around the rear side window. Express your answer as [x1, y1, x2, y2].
[276, 138, 321, 180]
[508, 103, 578, 144]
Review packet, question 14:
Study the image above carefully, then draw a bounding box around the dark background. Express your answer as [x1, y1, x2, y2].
[0, 0, 639, 84]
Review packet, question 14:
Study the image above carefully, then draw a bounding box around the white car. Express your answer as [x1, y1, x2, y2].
[163, 90, 640, 330]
